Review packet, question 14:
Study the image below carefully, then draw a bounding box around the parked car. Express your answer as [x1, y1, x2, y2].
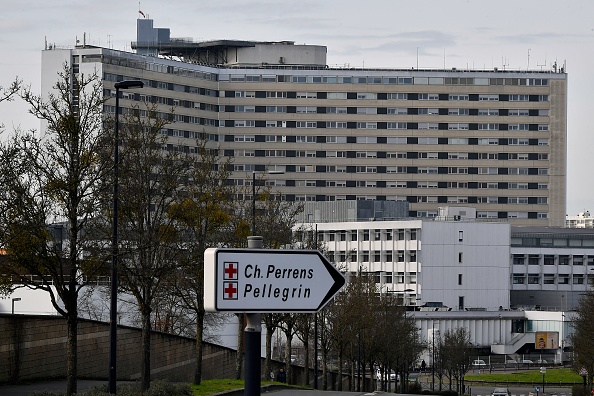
[521, 359, 533, 364]
[505, 359, 517, 365]
[492, 388, 511, 396]
[472, 359, 487, 367]
[536, 359, 548, 364]
[375, 368, 397, 381]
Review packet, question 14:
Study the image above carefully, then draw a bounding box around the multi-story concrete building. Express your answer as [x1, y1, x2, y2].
[42, 18, 567, 226]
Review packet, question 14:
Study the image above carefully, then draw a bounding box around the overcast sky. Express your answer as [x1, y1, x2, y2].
[1, 0, 593, 216]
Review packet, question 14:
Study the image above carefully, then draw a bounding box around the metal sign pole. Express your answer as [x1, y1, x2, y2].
[245, 236, 263, 396]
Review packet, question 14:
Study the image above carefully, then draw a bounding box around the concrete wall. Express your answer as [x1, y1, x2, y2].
[0, 314, 350, 390]
[0, 314, 245, 384]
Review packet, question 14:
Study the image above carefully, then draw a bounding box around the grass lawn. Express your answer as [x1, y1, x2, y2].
[465, 368, 582, 384]
[190, 379, 292, 396]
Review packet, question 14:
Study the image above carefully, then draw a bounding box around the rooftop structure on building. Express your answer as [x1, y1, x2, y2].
[132, 18, 327, 67]
[43, 18, 567, 227]
[566, 211, 593, 228]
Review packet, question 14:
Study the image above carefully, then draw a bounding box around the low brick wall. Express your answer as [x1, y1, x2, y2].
[0, 314, 351, 389]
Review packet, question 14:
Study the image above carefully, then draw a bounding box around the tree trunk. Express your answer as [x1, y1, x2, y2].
[194, 310, 205, 384]
[141, 306, 152, 391]
[66, 312, 78, 395]
[303, 328, 309, 386]
[284, 334, 292, 384]
[264, 321, 274, 381]
[235, 313, 244, 379]
[322, 350, 327, 390]
[337, 353, 343, 391]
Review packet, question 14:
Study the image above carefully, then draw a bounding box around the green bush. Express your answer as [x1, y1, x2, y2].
[32, 380, 192, 396]
[408, 381, 424, 394]
[572, 384, 591, 396]
[439, 390, 458, 396]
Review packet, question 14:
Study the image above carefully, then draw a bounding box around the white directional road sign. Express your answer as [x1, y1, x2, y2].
[204, 248, 345, 312]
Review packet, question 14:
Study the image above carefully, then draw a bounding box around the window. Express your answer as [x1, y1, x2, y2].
[479, 94, 499, 101]
[458, 252, 463, 263]
[357, 92, 377, 100]
[528, 255, 540, 265]
[449, 108, 469, 115]
[327, 107, 347, 114]
[449, 123, 469, 130]
[559, 255, 570, 265]
[387, 122, 407, 129]
[459, 231, 463, 242]
[419, 93, 439, 100]
[327, 92, 347, 99]
[544, 255, 555, 265]
[510, 94, 529, 101]
[266, 91, 287, 98]
[357, 107, 377, 114]
[296, 106, 317, 114]
[543, 274, 555, 284]
[327, 122, 347, 129]
[513, 274, 526, 284]
[478, 109, 499, 116]
[573, 274, 585, 285]
[449, 94, 469, 101]
[528, 274, 540, 284]
[558, 274, 569, 284]
[387, 93, 408, 100]
[458, 274, 463, 285]
[513, 254, 525, 265]
[297, 92, 317, 98]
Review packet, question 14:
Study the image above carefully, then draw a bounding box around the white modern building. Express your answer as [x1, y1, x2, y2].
[296, 205, 594, 355]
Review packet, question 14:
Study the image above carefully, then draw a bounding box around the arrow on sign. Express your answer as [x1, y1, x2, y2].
[204, 248, 345, 313]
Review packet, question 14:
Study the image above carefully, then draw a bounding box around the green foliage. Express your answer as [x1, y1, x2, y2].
[408, 381, 424, 394]
[31, 380, 193, 396]
[465, 367, 582, 383]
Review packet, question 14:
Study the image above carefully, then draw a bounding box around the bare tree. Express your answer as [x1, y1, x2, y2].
[114, 103, 190, 391]
[571, 290, 594, 387]
[0, 66, 107, 395]
[442, 328, 473, 394]
[168, 137, 234, 384]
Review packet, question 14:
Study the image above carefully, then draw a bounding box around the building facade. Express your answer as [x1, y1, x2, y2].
[42, 19, 567, 226]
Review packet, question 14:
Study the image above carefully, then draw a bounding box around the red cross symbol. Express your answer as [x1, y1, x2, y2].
[223, 282, 238, 300]
[224, 262, 238, 280]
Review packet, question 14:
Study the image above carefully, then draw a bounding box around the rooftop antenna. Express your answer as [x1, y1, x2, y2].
[416, 47, 419, 70]
[443, 48, 446, 69]
[527, 48, 531, 70]
[501, 56, 509, 70]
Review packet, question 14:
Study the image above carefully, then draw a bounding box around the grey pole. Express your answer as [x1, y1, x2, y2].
[110, 81, 143, 395]
[245, 236, 263, 396]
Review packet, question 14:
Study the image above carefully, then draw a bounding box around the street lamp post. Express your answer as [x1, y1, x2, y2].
[11, 297, 21, 314]
[110, 80, 143, 395]
[540, 367, 546, 393]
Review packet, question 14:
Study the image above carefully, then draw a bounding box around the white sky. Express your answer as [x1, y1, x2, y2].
[1, 0, 593, 216]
